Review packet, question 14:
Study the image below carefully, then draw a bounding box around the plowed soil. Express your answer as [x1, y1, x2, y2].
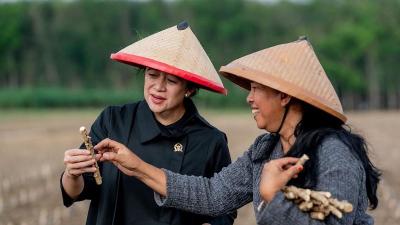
[0, 110, 398, 225]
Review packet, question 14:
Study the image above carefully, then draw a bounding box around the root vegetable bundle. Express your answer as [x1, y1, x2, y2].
[283, 154, 353, 220]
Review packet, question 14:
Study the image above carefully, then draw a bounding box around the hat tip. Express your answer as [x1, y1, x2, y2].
[177, 21, 189, 30]
[298, 35, 308, 41]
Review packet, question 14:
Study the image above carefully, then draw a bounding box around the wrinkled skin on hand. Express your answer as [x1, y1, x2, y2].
[63, 149, 98, 178]
[259, 157, 303, 202]
[94, 138, 142, 177]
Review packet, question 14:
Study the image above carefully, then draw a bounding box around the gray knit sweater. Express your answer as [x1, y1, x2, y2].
[155, 133, 374, 225]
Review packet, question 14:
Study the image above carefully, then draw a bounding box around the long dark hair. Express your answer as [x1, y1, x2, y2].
[286, 101, 381, 209]
[261, 99, 381, 209]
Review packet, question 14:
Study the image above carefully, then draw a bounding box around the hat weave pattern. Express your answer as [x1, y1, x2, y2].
[220, 40, 346, 122]
[111, 24, 226, 94]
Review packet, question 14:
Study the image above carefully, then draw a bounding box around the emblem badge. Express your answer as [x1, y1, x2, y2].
[173, 143, 183, 152]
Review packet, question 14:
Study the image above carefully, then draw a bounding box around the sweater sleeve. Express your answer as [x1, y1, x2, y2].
[154, 141, 257, 217]
[256, 138, 368, 225]
[205, 132, 237, 225]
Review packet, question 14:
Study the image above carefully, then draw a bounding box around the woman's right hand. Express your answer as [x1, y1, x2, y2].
[95, 138, 167, 196]
[259, 157, 302, 202]
[63, 149, 97, 179]
[94, 138, 142, 176]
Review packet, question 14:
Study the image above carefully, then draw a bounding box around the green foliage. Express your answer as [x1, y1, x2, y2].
[0, 0, 399, 108]
[0, 88, 142, 108]
[0, 87, 250, 109]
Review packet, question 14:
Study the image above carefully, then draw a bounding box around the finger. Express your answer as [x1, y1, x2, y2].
[274, 157, 299, 168]
[101, 152, 118, 161]
[283, 164, 292, 170]
[66, 149, 91, 156]
[94, 138, 119, 153]
[94, 153, 102, 161]
[64, 155, 93, 164]
[68, 159, 96, 169]
[67, 167, 96, 176]
[284, 164, 303, 179]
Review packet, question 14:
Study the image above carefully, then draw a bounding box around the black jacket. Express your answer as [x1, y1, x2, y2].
[61, 99, 236, 225]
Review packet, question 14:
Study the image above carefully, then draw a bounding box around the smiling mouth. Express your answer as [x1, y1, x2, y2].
[150, 94, 166, 104]
[251, 109, 259, 116]
[151, 94, 165, 99]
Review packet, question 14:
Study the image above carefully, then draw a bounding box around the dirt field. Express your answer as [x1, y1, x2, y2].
[0, 109, 399, 225]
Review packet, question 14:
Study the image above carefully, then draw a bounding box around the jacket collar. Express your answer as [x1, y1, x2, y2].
[136, 100, 161, 143]
[136, 99, 211, 143]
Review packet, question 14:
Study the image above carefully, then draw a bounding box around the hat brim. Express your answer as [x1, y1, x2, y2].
[220, 65, 347, 123]
[111, 52, 227, 95]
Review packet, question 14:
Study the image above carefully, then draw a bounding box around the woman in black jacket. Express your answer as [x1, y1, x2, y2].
[60, 21, 236, 225]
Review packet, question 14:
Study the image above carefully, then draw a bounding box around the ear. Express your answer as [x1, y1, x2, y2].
[186, 82, 198, 95]
[184, 89, 195, 98]
[280, 93, 292, 107]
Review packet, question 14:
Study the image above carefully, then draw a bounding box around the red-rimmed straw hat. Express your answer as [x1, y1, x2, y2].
[219, 37, 346, 122]
[110, 21, 226, 95]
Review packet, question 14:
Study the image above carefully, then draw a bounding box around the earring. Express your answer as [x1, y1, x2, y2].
[184, 93, 190, 98]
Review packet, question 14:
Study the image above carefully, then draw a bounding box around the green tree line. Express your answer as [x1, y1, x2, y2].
[1, 0, 399, 109]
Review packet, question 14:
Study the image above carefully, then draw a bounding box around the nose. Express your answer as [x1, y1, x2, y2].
[154, 74, 167, 91]
[246, 90, 254, 105]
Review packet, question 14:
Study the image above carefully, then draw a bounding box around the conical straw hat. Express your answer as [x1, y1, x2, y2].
[220, 37, 346, 122]
[111, 21, 226, 95]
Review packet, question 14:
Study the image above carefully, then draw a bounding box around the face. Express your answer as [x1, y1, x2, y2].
[144, 68, 189, 121]
[246, 82, 287, 132]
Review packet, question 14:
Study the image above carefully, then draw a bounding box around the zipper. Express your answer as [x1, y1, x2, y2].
[111, 170, 121, 225]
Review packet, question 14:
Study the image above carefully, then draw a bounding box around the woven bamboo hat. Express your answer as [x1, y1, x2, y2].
[110, 21, 226, 95]
[219, 37, 346, 122]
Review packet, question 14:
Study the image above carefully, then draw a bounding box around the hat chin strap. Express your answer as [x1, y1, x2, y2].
[258, 104, 290, 162]
[271, 104, 290, 136]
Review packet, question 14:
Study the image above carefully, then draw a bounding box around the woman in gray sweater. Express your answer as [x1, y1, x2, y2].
[94, 38, 380, 225]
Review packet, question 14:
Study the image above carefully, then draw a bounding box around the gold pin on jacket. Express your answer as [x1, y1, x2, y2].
[173, 143, 183, 152]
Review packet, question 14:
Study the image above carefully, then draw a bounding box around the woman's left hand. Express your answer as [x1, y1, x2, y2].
[259, 157, 303, 202]
[95, 138, 168, 196]
[94, 138, 142, 176]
